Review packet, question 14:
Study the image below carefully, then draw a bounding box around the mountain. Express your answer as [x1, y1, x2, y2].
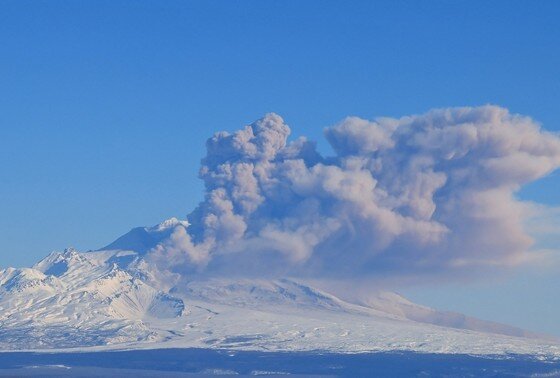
[0, 218, 558, 357]
[0, 247, 184, 349]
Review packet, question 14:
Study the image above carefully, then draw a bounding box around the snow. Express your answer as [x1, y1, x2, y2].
[0, 218, 558, 357]
[0, 247, 184, 349]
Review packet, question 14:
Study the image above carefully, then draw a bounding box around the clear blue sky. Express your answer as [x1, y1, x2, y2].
[1, 1, 559, 334]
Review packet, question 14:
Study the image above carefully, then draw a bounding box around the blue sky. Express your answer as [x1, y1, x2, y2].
[1, 1, 559, 334]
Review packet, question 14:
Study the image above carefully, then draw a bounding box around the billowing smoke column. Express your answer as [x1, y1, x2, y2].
[148, 106, 560, 280]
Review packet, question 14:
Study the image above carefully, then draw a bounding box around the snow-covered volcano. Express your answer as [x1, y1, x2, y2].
[0, 218, 558, 357]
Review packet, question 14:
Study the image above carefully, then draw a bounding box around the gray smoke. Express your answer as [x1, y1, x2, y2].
[148, 106, 560, 280]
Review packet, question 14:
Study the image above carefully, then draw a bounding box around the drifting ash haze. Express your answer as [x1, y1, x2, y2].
[1, 106, 560, 356]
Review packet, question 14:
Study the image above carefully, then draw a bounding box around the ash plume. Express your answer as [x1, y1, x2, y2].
[148, 106, 560, 280]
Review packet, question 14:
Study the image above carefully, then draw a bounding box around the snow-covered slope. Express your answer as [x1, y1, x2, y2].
[0, 248, 184, 349]
[0, 218, 558, 357]
[98, 218, 189, 255]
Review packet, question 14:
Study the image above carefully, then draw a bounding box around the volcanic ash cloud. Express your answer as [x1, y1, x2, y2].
[147, 106, 560, 281]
